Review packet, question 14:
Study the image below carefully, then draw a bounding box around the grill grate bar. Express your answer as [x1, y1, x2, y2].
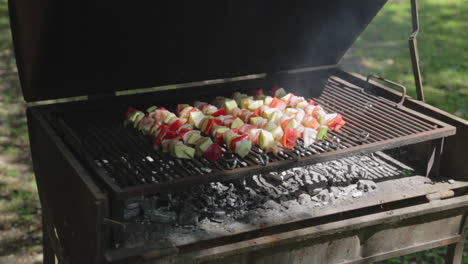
[327, 80, 437, 130]
[319, 92, 420, 137]
[51, 77, 455, 197]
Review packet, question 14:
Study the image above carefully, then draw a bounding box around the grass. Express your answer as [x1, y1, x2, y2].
[0, 0, 466, 263]
[343, 0, 468, 119]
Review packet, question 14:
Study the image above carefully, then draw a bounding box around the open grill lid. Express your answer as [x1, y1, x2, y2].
[9, 0, 387, 102]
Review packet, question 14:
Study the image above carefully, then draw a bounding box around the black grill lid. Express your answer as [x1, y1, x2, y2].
[9, 0, 387, 102]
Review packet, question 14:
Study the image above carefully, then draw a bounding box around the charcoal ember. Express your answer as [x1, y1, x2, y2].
[306, 187, 323, 196]
[281, 199, 299, 209]
[357, 180, 377, 192]
[330, 186, 341, 198]
[312, 189, 330, 203]
[124, 207, 141, 220]
[352, 190, 363, 198]
[263, 200, 282, 210]
[178, 205, 199, 226]
[297, 193, 311, 205]
[263, 172, 283, 182]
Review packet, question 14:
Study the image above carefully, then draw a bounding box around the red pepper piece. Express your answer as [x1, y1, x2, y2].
[203, 144, 223, 161]
[230, 134, 249, 152]
[157, 107, 167, 110]
[326, 114, 345, 131]
[270, 97, 287, 111]
[281, 128, 297, 149]
[212, 108, 227, 117]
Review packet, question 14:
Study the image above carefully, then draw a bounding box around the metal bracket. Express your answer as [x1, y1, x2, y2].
[366, 74, 407, 107]
[409, 0, 425, 101]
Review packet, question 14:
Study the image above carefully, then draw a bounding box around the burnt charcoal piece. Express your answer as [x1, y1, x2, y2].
[357, 180, 377, 192]
[178, 205, 199, 226]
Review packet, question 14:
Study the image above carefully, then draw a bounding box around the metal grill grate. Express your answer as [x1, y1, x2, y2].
[51, 76, 455, 199]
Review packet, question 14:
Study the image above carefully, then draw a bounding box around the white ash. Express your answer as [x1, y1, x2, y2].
[121, 152, 414, 248]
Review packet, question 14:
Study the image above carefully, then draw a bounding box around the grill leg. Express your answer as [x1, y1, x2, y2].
[42, 215, 56, 264]
[446, 239, 465, 264]
[446, 212, 468, 264]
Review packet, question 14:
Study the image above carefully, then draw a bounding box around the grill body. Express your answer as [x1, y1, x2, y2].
[28, 70, 468, 264]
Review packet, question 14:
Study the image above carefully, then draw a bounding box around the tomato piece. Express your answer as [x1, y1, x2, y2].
[162, 130, 177, 140]
[231, 128, 239, 134]
[270, 97, 287, 111]
[157, 107, 167, 110]
[281, 119, 291, 130]
[169, 119, 184, 132]
[253, 88, 264, 96]
[308, 99, 315, 106]
[230, 135, 250, 152]
[251, 132, 260, 145]
[212, 108, 227, 117]
[203, 144, 223, 161]
[198, 104, 209, 112]
[177, 128, 191, 140]
[205, 118, 223, 135]
[125, 107, 137, 118]
[239, 124, 256, 134]
[281, 128, 297, 149]
[153, 125, 170, 145]
[271, 85, 281, 96]
[253, 107, 262, 117]
[176, 104, 189, 116]
[215, 132, 225, 145]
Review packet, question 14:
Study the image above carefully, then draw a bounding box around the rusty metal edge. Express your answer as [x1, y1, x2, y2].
[157, 195, 468, 263]
[340, 235, 460, 264]
[105, 180, 468, 263]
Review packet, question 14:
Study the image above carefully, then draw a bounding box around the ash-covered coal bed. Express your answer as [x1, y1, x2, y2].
[120, 151, 417, 248]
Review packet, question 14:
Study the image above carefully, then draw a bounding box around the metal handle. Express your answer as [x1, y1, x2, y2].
[409, 0, 425, 101]
[366, 75, 407, 107]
